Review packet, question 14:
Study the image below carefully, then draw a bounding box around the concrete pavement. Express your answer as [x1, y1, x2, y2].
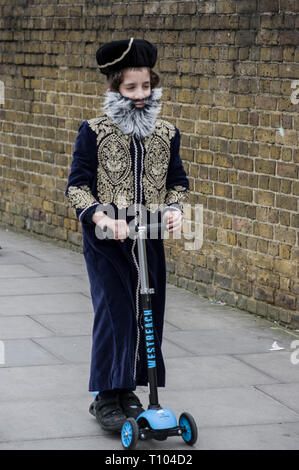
[0, 225, 299, 450]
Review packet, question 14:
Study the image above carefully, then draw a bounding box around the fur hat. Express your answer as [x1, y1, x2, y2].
[96, 38, 157, 75]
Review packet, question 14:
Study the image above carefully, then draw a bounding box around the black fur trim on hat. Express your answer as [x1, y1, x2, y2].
[96, 38, 157, 75]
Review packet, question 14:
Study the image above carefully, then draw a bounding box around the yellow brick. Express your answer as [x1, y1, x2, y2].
[233, 126, 254, 140]
[178, 89, 196, 104]
[255, 190, 275, 207]
[195, 122, 213, 136]
[177, 119, 195, 133]
[43, 176, 55, 188]
[258, 63, 279, 77]
[214, 124, 233, 139]
[214, 154, 233, 168]
[195, 150, 213, 164]
[279, 245, 291, 260]
[256, 128, 276, 143]
[273, 259, 294, 275]
[215, 183, 232, 198]
[198, 181, 213, 194]
[43, 200, 55, 213]
[217, 229, 228, 244]
[227, 232, 237, 245]
[253, 222, 273, 239]
[235, 95, 255, 108]
[276, 129, 298, 146]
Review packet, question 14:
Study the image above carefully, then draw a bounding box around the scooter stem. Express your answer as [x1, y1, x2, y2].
[137, 226, 160, 409]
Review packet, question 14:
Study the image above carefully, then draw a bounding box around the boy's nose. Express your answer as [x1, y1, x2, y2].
[134, 89, 146, 100]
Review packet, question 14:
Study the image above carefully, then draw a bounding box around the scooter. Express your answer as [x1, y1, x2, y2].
[120, 222, 198, 450]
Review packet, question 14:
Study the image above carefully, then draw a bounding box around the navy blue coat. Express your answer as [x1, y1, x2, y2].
[65, 115, 189, 392]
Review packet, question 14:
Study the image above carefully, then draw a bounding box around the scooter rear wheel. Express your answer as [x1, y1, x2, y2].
[179, 412, 198, 446]
[121, 417, 139, 450]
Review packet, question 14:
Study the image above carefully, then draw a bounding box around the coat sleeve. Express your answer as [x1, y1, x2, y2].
[163, 126, 190, 214]
[65, 120, 100, 224]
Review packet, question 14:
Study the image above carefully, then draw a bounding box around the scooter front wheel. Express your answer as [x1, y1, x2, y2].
[179, 412, 198, 446]
[121, 417, 139, 450]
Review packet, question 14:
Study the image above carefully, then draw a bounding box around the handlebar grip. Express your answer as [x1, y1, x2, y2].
[96, 222, 168, 240]
[128, 222, 168, 238]
[102, 225, 114, 239]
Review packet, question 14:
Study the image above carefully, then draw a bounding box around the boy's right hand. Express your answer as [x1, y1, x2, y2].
[92, 212, 129, 243]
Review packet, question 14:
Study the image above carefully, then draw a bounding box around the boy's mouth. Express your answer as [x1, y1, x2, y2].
[134, 101, 146, 107]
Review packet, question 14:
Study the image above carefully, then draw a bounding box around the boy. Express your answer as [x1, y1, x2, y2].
[65, 38, 189, 431]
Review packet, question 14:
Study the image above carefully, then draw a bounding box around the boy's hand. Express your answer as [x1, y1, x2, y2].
[162, 209, 184, 234]
[92, 213, 129, 242]
[106, 218, 130, 242]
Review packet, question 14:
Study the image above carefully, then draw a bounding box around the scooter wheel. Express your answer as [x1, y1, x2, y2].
[121, 417, 139, 450]
[179, 412, 198, 446]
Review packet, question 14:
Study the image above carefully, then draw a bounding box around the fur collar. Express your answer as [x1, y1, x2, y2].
[102, 88, 162, 140]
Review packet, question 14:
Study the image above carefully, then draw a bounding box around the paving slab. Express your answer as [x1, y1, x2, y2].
[0, 250, 46, 265]
[0, 396, 101, 443]
[187, 422, 299, 450]
[0, 364, 89, 400]
[0, 264, 42, 278]
[165, 305, 281, 331]
[161, 338, 194, 358]
[33, 335, 92, 364]
[164, 355, 279, 390]
[30, 312, 93, 336]
[235, 351, 299, 383]
[256, 383, 299, 415]
[0, 316, 52, 339]
[0, 275, 90, 296]
[0, 293, 92, 316]
[24, 262, 87, 277]
[0, 339, 62, 367]
[0, 230, 83, 264]
[163, 326, 292, 357]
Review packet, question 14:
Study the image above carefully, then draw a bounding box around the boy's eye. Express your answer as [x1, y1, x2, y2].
[125, 84, 150, 90]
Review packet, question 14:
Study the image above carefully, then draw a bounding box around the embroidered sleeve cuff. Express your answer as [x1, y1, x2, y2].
[164, 185, 190, 212]
[66, 185, 99, 223]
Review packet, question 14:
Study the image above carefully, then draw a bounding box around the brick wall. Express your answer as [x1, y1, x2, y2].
[0, 0, 298, 326]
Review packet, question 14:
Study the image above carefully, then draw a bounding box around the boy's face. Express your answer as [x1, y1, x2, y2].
[118, 67, 151, 108]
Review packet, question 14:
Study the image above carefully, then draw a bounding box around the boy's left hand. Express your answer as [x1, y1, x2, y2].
[162, 209, 184, 233]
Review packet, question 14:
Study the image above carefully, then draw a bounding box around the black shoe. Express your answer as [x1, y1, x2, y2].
[89, 394, 126, 431]
[119, 391, 145, 419]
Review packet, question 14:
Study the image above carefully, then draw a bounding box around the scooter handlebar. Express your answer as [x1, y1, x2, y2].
[101, 221, 168, 240]
[128, 221, 168, 238]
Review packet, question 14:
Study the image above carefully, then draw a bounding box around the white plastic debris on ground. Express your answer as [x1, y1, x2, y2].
[209, 299, 226, 306]
[269, 341, 285, 351]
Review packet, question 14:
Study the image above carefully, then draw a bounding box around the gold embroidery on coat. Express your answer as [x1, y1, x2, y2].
[143, 119, 176, 210]
[67, 185, 97, 209]
[86, 115, 186, 210]
[143, 133, 170, 209]
[97, 133, 133, 208]
[88, 116, 112, 146]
